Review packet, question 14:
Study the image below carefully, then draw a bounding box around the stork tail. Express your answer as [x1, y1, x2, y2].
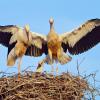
[58, 53, 72, 65]
[7, 48, 17, 66]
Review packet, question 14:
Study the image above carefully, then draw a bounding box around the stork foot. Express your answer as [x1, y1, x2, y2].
[17, 73, 21, 81]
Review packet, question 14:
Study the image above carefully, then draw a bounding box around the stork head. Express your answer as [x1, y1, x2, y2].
[24, 24, 30, 33]
[49, 18, 54, 31]
[23, 24, 31, 43]
[49, 17, 54, 24]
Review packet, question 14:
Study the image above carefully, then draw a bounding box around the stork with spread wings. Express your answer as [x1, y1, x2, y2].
[0, 18, 100, 74]
[0, 25, 47, 76]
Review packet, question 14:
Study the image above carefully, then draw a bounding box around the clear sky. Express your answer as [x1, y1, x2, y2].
[0, 0, 100, 99]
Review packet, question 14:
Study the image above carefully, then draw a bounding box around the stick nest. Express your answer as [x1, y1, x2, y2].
[0, 72, 92, 100]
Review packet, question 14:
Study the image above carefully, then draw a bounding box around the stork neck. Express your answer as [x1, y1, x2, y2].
[50, 23, 54, 31]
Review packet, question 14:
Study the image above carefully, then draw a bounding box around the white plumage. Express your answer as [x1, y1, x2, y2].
[0, 18, 100, 73]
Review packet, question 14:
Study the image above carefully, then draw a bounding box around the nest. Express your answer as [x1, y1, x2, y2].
[0, 72, 93, 100]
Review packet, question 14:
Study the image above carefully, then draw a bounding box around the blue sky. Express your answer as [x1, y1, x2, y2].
[0, 0, 100, 99]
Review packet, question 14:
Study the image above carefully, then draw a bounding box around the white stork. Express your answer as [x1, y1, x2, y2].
[0, 24, 46, 77]
[0, 18, 100, 73]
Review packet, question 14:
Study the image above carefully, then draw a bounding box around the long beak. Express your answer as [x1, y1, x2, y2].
[24, 25, 30, 42]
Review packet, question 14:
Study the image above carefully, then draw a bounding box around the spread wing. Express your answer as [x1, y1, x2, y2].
[0, 25, 48, 57]
[25, 44, 48, 57]
[0, 25, 20, 47]
[8, 32, 48, 57]
[61, 19, 100, 55]
[30, 32, 47, 49]
[26, 32, 48, 56]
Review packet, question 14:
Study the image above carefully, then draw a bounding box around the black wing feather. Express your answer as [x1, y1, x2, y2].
[62, 19, 100, 55]
[0, 25, 16, 47]
[25, 43, 48, 57]
[62, 25, 100, 55]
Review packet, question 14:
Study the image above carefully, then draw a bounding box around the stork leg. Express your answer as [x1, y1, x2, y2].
[51, 65, 54, 74]
[17, 56, 22, 80]
[57, 48, 62, 62]
[56, 63, 59, 75]
[36, 57, 47, 73]
[48, 48, 52, 61]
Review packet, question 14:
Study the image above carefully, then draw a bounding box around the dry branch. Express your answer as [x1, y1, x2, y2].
[0, 70, 99, 100]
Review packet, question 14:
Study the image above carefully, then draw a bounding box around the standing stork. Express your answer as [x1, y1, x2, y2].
[0, 24, 47, 77]
[0, 18, 100, 74]
[35, 18, 100, 72]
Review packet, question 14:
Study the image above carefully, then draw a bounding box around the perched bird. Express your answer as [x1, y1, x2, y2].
[0, 24, 46, 77]
[7, 25, 31, 66]
[0, 18, 100, 73]
[35, 18, 100, 71]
